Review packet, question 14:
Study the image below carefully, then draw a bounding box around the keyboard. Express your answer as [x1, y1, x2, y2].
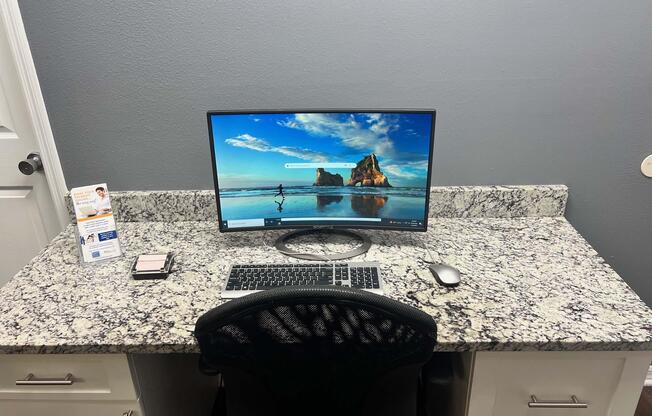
[221, 262, 384, 299]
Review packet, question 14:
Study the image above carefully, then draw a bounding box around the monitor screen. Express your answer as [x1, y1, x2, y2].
[207, 110, 435, 232]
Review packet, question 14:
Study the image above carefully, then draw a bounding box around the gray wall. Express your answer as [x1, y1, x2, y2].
[19, 1, 652, 305]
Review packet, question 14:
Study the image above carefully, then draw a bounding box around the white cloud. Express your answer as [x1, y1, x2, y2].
[369, 119, 390, 135]
[274, 114, 430, 177]
[383, 164, 418, 179]
[379, 157, 429, 176]
[366, 113, 381, 123]
[277, 119, 298, 128]
[277, 113, 397, 157]
[225, 134, 329, 162]
[405, 159, 429, 170]
[225, 134, 268, 151]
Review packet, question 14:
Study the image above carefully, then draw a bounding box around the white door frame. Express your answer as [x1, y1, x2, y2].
[0, 0, 68, 228]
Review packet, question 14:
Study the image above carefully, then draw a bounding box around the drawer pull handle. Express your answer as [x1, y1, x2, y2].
[528, 395, 588, 408]
[15, 373, 74, 386]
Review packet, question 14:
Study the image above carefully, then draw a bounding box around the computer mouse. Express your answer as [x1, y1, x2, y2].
[428, 263, 461, 287]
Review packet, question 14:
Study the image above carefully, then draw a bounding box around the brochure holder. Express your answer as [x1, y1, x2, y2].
[70, 183, 122, 264]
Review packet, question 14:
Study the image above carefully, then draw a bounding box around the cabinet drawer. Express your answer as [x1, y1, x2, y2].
[0, 398, 142, 416]
[467, 351, 652, 416]
[0, 354, 137, 401]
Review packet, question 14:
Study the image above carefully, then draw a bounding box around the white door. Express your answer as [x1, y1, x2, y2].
[0, 0, 67, 286]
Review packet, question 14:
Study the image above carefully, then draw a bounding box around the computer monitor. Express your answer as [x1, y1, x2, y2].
[207, 110, 435, 235]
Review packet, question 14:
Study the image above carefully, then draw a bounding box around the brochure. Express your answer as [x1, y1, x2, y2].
[70, 183, 122, 263]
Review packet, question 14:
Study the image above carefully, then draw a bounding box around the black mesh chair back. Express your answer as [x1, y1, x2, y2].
[195, 286, 437, 416]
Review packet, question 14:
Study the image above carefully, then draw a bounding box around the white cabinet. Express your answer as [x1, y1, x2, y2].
[467, 351, 652, 416]
[2, 350, 650, 415]
[0, 399, 141, 416]
[0, 354, 143, 415]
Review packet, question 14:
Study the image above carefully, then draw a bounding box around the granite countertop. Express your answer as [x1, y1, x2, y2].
[0, 185, 650, 353]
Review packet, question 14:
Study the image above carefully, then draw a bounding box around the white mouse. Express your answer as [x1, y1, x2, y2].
[428, 263, 461, 287]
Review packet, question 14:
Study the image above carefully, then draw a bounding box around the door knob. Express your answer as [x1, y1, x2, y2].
[18, 152, 43, 175]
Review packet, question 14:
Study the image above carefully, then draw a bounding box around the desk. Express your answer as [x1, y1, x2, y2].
[1, 217, 651, 353]
[0, 186, 650, 415]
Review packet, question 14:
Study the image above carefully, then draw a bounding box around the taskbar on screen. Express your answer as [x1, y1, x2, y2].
[222, 217, 425, 230]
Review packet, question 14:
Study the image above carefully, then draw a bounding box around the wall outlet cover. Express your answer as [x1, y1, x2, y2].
[641, 154, 652, 178]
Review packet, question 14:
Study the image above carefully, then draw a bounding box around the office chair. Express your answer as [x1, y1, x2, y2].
[195, 286, 437, 416]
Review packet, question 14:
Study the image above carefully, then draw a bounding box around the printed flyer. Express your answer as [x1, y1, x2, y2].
[70, 183, 122, 263]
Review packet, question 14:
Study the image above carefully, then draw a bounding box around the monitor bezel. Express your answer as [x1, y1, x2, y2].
[207, 109, 436, 233]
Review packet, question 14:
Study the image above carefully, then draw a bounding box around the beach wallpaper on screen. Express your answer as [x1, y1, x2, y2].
[211, 112, 432, 222]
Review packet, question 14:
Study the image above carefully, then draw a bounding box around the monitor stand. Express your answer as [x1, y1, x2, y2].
[274, 228, 371, 261]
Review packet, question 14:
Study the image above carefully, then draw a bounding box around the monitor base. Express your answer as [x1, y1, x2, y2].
[274, 228, 371, 261]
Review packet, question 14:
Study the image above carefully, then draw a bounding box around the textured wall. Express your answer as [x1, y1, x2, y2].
[19, 0, 652, 305]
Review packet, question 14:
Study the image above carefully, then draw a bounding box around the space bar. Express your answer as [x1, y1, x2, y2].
[259, 281, 333, 289]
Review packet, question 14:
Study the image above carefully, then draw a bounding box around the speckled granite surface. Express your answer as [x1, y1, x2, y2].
[428, 185, 567, 218]
[0, 216, 650, 354]
[65, 185, 568, 222]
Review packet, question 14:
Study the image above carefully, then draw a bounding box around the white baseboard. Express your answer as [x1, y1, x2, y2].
[645, 365, 652, 387]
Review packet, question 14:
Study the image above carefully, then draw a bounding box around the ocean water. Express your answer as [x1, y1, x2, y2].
[219, 186, 427, 220]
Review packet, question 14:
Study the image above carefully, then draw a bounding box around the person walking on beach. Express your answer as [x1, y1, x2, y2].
[275, 184, 285, 198]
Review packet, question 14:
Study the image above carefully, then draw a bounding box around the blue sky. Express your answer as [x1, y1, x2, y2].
[211, 112, 432, 188]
